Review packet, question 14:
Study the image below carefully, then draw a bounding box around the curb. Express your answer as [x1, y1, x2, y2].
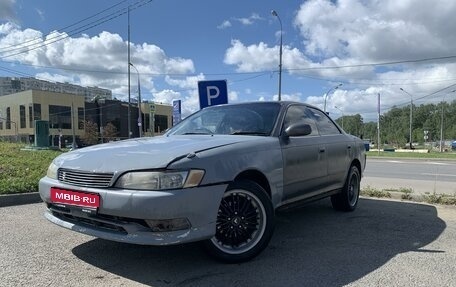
[0, 192, 42, 208]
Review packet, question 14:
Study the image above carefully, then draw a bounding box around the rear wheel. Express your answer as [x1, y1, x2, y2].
[331, 165, 360, 212]
[204, 180, 274, 263]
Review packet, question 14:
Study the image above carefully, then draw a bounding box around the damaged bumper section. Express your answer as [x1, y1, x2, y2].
[39, 177, 227, 245]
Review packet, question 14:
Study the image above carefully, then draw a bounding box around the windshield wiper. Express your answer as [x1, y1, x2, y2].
[182, 132, 212, 135]
[230, 131, 269, 136]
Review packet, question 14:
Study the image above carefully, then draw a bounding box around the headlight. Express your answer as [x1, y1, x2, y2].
[46, 162, 58, 179]
[115, 169, 205, 190]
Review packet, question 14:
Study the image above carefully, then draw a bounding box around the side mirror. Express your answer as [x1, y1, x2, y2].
[284, 123, 312, 137]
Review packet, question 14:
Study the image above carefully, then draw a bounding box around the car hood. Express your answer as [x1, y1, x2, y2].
[53, 135, 265, 173]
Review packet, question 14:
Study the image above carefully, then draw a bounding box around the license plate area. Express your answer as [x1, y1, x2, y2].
[50, 187, 100, 210]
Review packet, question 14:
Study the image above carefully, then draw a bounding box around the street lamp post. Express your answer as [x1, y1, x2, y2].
[271, 10, 282, 101]
[440, 90, 456, 152]
[334, 106, 344, 129]
[129, 63, 142, 137]
[323, 83, 342, 113]
[399, 88, 413, 149]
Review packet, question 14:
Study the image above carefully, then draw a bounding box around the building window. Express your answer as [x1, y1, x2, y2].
[33, 104, 41, 121]
[20, 105, 26, 129]
[6, 107, 11, 129]
[49, 105, 71, 129]
[155, 115, 168, 133]
[29, 105, 33, 128]
[78, 107, 84, 129]
[11, 79, 21, 90]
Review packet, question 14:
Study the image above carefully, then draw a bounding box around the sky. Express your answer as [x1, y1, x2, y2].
[1, 0, 456, 121]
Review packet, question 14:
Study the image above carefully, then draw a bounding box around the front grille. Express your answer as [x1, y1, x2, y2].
[58, 168, 114, 188]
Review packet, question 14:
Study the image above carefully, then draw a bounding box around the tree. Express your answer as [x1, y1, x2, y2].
[361, 100, 456, 148]
[80, 120, 99, 146]
[340, 114, 363, 137]
[103, 122, 118, 142]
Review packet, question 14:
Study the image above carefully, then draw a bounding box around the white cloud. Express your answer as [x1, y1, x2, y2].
[35, 8, 45, 21]
[217, 20, 232, 29]
[165, 74, 205, 89]
[224, 40, 278, 72]
[271, 92, 303, 102]
[0, 26, 196, 104]
[234, 13, 263, 26]
[153, 89, 181, 106]
[228, 90, 238, 102]
[294, 0, 456, 62]
[223, 38, 375, 83]
[35, 72, 75, 84]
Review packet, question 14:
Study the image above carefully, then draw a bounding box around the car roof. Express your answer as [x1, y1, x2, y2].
[204, 101, 322, 111]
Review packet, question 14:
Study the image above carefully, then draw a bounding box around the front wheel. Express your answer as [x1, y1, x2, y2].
[204, 180, 274, 263]
[331, 165, 360, 212]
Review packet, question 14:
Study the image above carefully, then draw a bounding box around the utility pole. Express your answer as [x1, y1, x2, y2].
[271, 10, 283, 101]
[127, 6, 131, 138]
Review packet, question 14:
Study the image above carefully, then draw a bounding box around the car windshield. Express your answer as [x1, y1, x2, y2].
[166, 103, 281, 136]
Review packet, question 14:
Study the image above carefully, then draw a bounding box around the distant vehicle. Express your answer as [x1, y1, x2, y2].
[39, 101, 366, 263]
[65, 143, 78, 150]
[452, 141, 456, 150]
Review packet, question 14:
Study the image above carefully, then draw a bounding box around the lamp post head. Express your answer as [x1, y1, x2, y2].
[271, 10, 278, 17]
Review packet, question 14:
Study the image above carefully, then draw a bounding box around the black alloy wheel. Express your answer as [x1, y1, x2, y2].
[205, 180, 274, 263]
[331, 165, 361, 212]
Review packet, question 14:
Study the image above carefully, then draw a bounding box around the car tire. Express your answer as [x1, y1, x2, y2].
[331, 165, 360, 212]
[204, 180, 275, 263]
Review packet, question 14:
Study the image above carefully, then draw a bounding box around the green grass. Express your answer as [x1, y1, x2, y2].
[361, 186, 456, 205]
[361, 185, 391, 198]
[367, 151, 456, 159]
[0, 142, 62, 194]
[423, 193, 456, 205]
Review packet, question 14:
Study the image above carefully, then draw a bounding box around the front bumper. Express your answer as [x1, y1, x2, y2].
[39, 176, 227, 245]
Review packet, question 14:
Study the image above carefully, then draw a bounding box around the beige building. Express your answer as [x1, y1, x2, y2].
[0, 90, 85, 141]
[0, 89, 173, 144]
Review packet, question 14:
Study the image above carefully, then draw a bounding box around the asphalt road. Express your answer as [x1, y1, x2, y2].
[1, 199, 456, 287]
[362, 158, 456, 195]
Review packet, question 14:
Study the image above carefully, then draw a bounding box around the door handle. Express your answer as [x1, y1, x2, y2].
[347, 145, 352, 149]
[319, 147, 326, 153]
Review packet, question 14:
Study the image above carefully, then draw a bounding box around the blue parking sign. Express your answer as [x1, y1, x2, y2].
[198, 80, 228, 109]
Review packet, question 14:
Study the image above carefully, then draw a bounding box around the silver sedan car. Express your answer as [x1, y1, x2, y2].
[39, 101, 366, 263]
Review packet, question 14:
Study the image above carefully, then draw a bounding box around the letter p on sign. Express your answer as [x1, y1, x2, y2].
[207, 86, 220, 106]
[198, 80, 228, 109]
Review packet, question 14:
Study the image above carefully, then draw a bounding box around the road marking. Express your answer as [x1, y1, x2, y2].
[426, 162, 451, 166]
